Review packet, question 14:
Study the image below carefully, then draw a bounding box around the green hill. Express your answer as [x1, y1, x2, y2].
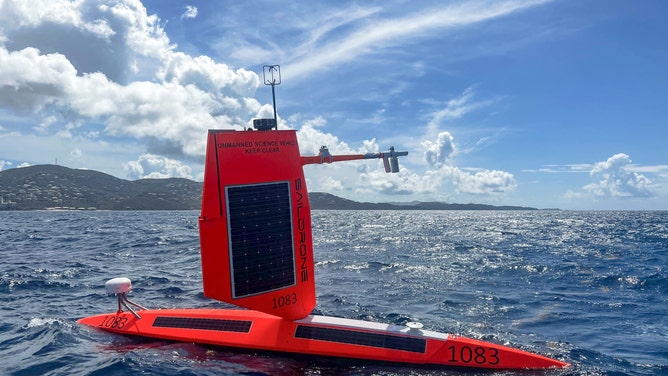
[0, 165, 201, 210]
[0, 165, 537, 211]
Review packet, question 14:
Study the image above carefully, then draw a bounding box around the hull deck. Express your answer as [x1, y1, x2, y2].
[78, 308, 568, 369]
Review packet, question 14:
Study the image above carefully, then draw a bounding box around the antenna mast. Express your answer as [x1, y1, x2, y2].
[263, 65, 281, 130]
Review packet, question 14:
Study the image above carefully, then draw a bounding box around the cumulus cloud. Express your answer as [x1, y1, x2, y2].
[1, 0, 164, 83]
[419, 131, 516, 195]
[357, 164, 427, 196]
[583, 153, 653, 198]
[296, 117, 359, 156]
[444, 166, 517, 194]
[124, 154, 193, 179]
[0, 0, 261, 163]
[157, 52, 259, 95]
[423, 131, 455, 167]
[0, 47, 75, 113]
[292, 116, 423, 197]
[296, 117, 517, 198]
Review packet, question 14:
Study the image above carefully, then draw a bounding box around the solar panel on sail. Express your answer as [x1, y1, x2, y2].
[226, 182, 296, 298]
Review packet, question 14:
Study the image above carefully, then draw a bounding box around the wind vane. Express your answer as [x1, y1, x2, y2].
[263, 65, 281, 130]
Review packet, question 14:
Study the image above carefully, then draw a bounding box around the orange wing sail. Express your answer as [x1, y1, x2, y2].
[199, 129, 315, 320]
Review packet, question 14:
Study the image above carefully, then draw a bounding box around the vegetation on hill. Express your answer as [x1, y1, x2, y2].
[0, 165, 200, 210]
[0, 165, 537, 211]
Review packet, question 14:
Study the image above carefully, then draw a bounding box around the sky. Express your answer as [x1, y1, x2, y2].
[0, 0, 667, 210]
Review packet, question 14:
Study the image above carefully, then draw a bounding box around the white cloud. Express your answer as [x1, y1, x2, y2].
[446, 166, 517, 194]
[180, 5, 198, 20]
[293, 116, 423, 197]
[423, 132, 455, 167]
[296, 117, 359, 156]
[1, 0, 166, 83]
[425, 86, 496, 131]
[0, 0, 114, 38]
[69, 147, 82, 161]
[0, 160, 11, 172]
[158, 52, 259, 95]
[35, 115, 58, 134]
[523, 163, 592, 173]
[421, 101, 517, 195]
[282, 0, 550, 81]
[419, 86, 502, 162]
[0, 0, 262, 162]
[583, 153, 653, 198]
[321, 176, 343, 191]
[295, 115, 516, 198]
[124, 154, 193, 179]
[0, 0, 542, 205]
[0, 47, 76, 113]
[355, 163, 429, 196]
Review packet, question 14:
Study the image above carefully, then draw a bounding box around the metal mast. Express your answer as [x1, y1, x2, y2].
[263, 65, 281, 130]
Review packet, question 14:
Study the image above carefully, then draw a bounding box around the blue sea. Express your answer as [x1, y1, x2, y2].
[1, 210, 666, 375]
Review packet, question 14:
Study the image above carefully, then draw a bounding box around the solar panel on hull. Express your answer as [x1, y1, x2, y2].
[294, 325, 427, 353]
[153, 317, 252, 333]
[226, 182, 296, 298]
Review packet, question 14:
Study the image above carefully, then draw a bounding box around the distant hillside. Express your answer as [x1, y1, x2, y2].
[0, 165, 201, 210]
[308, 192, 537, 211]
[0, 165, 537, 211]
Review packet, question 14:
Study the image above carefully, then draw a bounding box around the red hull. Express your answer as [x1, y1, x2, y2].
[78, 309, 568, 369]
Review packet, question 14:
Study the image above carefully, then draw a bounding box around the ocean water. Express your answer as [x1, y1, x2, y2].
[0, 210, 666, 376]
